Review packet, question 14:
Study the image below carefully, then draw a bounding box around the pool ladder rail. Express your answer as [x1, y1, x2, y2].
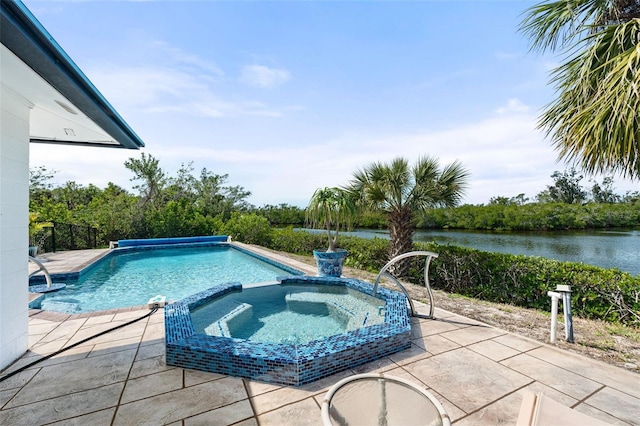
[372, 251, 438, 319]
[28, 256, 66, 293]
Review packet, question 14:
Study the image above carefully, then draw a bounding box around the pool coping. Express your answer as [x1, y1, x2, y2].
[165, 276, 412, 386]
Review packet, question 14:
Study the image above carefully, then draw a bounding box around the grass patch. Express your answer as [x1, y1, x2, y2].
[580, 339, 616, 351]
[444, 293, 473, 301]
[605, 324, 640, 342]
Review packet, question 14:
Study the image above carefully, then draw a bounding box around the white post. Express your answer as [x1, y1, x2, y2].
[557, 285, 574, 343]
[547, 291, 562, 343]
[0, 88, 32, 370]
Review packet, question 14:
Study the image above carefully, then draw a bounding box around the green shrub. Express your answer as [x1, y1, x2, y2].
[340, 236, 390, 273]
[223, 213, 272, 246]
[413, 242, 640, 326]
[261, 228, 640, 327]
[269, 227, 326, 254]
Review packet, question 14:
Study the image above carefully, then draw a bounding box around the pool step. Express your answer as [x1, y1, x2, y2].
[285, 292, 384, 331]
[205, 303, 253, 337]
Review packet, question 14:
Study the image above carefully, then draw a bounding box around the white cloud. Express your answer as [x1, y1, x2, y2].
[495, 98, 530, 114]
[30, 98, 638, 208]
[83, 40, 291, 119]
[152, 41, 225, 77]
[239, 65, 291, 89]
[89, 65, 287, 118]
[29, 144, 141, 189]
[142, 99, 560, 205]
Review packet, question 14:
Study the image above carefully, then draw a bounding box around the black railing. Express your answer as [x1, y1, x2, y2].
[37, 222, 99, 253]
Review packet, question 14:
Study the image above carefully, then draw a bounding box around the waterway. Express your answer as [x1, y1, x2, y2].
[301, 228, 640, 276]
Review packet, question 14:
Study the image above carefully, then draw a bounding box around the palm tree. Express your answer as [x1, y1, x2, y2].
[347, 156, 469, 276]
[306, 187, 355, 252]
[520, 0, 640, 179]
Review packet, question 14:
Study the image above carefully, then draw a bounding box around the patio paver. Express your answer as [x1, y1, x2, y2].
[1, 248, 637, 425]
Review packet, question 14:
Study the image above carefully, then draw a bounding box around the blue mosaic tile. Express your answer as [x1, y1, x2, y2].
[165, 275, 412, 386]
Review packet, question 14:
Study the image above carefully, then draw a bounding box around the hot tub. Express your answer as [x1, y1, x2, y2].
[164, 276, 411, 386]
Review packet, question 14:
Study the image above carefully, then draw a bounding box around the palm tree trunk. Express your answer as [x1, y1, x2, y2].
[388, 206, 414, 277]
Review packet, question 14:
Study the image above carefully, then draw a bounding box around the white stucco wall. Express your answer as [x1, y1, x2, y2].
[0, 86, 32, 370]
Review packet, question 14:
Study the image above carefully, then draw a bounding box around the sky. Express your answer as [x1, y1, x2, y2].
[24, 0, 638, 207]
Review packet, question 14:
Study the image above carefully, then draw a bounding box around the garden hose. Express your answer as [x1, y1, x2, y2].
[0, 306, 159, 384]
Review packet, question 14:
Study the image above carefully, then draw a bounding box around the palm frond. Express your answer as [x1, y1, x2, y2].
[540, 18, 640, 178]
[346, 155, 468, 276]
[409, 156, 442, 207]
[306, 187, 356, 251]
[436, 160, 472, 207]
[519, 0, 607, 52]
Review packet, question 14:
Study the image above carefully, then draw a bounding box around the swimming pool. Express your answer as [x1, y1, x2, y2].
[190, 283, 386, 344]
[29, 243, 303, 314]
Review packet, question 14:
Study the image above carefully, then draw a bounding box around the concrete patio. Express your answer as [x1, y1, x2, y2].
[1, 248, 638, 425]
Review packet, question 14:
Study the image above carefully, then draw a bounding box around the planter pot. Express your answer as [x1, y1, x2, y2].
[313, 249, 348, 277]
[28, 246, 38, 257]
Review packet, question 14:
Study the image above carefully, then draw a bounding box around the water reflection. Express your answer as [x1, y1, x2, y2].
[416, 230, 640, 275]
[302, 228, 640, 275]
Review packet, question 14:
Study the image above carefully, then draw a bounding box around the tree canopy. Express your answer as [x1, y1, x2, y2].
[520, 0, 640, 179]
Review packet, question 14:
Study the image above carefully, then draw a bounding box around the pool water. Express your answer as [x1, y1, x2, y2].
[189, 284, 386, 344]
[32, 245, 300, 314]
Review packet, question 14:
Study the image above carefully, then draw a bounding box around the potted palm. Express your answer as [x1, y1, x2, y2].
[306, 187, 355, 277]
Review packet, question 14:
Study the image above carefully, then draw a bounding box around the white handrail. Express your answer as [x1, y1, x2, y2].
[28, 256, 53, 288]
[372, 251, 439, 318]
